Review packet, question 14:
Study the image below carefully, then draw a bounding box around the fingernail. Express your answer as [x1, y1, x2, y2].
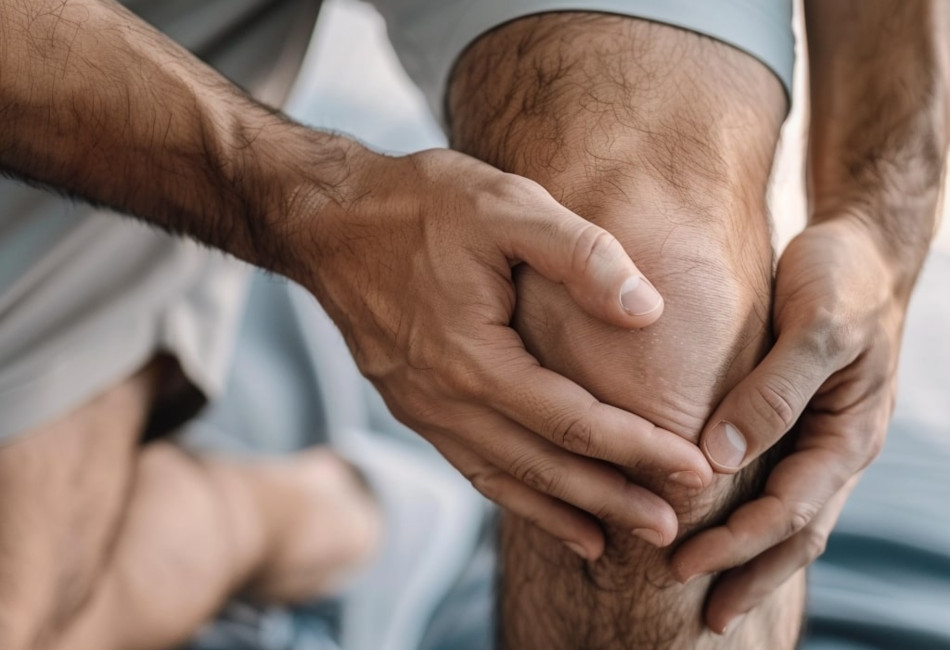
[620, 276, 662, 316]
[721, 614, 744, 635]
[669, 470, 704, 490]
[632, 528, 664, 547]
[705, 421, 746, 469]
[565, 541, 589, 559]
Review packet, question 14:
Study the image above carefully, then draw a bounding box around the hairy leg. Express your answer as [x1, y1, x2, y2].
[449, 14, 803, 649]
[0, 362, 378, 650]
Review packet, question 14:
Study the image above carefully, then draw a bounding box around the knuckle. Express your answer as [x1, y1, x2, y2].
[785, 501, 817, 538]
[751, 378, 800, 432]
[479, 173, 547, 210]
[501, 173, 547, 199]
[469, 469, 505, 502]
[799, 308, 852, 362]
[569, 224, 621, 276]
[509, 455, 563, 496]
[854, 427, 887, 470]
[801, 529, 829, 562]
[590, 502, 614, 523]
[553, 411, 597, 456]
[833, 420, 886, 471]
[589, 490, 625, 523]
[461, 349, 501, 401]
[825, 323, 853, 361]
[442, 366, 485, 401]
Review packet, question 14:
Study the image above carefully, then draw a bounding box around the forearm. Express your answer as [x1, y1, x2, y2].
[805, 0, 950, 286]
[450, 14, 800, 649]
[0, 0, 367, 275]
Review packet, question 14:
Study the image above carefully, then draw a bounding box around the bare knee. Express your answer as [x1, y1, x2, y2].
[449, 12, 798, 649]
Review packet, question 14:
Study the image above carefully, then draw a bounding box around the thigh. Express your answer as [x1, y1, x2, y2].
[367, 0, 793, 125]
[0, 362, 158, 649]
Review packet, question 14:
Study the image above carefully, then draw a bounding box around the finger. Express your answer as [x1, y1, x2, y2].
[699, 331, 841, 473]
[427, 432, 605, 559]
[443, 408, 681, 546]
[477, 328, 713, 489]
[672, 435, 858, 580]
[675, 400, 887, 582]
[498, 201, 664, 329]
[704, 480, 856, 634]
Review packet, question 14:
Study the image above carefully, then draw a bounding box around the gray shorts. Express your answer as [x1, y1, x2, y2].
[0, 184, 251, 441]
[0, 0, 317, 442]
[0, 0, 319, 441]
[367, 0, 795, 123]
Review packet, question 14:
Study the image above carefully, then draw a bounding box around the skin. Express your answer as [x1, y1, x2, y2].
[2, 0, 944, 645]
[0, 0, 711, 557]
[674, 0, 950, 631]
[0, 360, 379, 650]
[448, 2, 950, 644]
[449, 13, 802, 648]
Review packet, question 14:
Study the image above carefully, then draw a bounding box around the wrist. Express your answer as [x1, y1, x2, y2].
[237, 121, 380, 281]
[809, 199, 935, 298]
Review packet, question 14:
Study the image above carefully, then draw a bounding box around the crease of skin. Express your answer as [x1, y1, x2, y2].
[449, 12, 804, 650]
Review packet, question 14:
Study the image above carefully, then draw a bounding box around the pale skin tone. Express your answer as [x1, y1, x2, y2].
[448, 2, 949, 647]
[0, 359, 380, 650]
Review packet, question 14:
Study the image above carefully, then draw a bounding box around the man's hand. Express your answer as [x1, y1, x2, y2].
[0, 0, 711, 559]
[296, 147, 712, 559]
[674, 0, 950, 632]
[672, 214, 905, 629]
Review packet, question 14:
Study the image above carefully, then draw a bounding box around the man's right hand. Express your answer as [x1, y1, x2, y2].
[0, 0, 711, 560]
[289, 147, 713, 559]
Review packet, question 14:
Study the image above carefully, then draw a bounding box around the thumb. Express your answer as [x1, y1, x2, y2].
[700, 333, 836, 472]
[503, 205, 664, 329]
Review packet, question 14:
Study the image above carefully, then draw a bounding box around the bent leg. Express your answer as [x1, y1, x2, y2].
[0, 363, 378, 650]
[56, 443, 378, 650]
[450, 13, 802, 650]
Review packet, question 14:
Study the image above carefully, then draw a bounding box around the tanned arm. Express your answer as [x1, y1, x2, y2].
[0, 0, 713, 565]
[0, 0, 356, 272]
[449, 14, 801, 649]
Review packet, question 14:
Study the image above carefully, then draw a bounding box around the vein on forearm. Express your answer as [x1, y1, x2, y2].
[0, 0, 359, 276]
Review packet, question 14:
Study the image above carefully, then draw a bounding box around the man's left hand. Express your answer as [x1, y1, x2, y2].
[673, 213, 917, 632]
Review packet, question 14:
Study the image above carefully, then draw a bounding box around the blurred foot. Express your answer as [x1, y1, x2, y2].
[244, 448, 381, 603]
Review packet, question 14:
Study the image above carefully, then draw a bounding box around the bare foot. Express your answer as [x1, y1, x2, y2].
[239, 448, 381, 604]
